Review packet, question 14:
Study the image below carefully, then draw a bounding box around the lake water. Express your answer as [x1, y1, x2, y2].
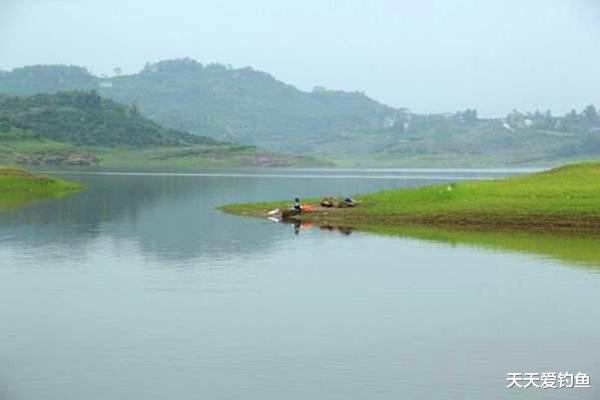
[1, 168, 599, 400]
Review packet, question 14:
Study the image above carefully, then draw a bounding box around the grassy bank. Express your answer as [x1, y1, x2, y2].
[92, 145, 331, 170]
[0, 167, 82, 209]
[0, 137, 332, 170]
[221, 162, 600, 233]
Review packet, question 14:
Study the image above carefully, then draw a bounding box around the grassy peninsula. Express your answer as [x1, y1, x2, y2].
[222, 162, 600, 234]
[0, 167, 81, 209]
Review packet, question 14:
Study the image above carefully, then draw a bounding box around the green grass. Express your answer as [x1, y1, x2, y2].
[0, 167, 82, 209]
[94, 145, 330, 170]
[331, 153, 593, 168]
[1, 138, 73, 153]
[221, 161, 600, 233]
[0, 135, 332, 170]
[359, 162, 600, 214]
[0, 135, 73, 153]
[0, 136, 78, 165]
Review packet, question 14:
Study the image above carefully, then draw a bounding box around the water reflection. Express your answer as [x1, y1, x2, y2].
[2, 169, 600, 400]
[1, 169, 518, 264]
[358, 224, 600, 269]
[286, 220, 355, 236]
[2, 168, 600, 269]
[271, 217, 600, 268]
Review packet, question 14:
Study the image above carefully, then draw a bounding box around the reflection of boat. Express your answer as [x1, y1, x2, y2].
[281, 208, 300, 219]
[266, 207, 353, 236]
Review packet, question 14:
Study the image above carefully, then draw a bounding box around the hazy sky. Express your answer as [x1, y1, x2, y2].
[1, 0, 599, 116]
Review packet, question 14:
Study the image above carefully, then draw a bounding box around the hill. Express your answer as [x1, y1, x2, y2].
[0, 65, 97, 94]
[0, 91, 219, 147]
[0, 91, 328, 168]
[2, 60, 600, 166]
[0, 60, 396, 152]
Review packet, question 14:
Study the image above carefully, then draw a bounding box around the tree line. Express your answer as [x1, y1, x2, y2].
[0, 91, 221, 147]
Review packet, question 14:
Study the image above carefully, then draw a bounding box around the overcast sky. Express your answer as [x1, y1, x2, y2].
[1, 0, 599, 116]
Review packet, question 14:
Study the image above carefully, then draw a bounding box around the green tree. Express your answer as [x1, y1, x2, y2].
[0, 116, 10, 132]
[583, 105, 598, 123]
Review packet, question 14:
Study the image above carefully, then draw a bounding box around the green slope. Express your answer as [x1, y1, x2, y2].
[0, 91, 330, 168]
[0, 90, 219, 147]
[0, 60, 396, 152]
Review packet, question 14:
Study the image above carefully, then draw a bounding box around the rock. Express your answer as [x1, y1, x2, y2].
[320, 196, 339, 207]
[15, 151, 99, 166]
[65, 154, 99, 166]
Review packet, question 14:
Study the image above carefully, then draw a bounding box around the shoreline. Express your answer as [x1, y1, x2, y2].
[0, 167, 82, 209]
[220, 162, 600, 235]
[222, 204, 600, 235]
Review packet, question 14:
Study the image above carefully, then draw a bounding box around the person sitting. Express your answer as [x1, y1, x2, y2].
[293, 197, 302, 212]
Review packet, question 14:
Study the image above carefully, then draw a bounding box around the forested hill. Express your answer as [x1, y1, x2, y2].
[0, 65, 98, 94]
[0, 91, 327, 168]
[0, 91, 219, 147]
[4, 61, 600, 167]
[0, 59, 396, 149]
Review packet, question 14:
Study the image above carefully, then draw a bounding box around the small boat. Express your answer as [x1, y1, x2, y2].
[266, 207, 300, 220]
[281, 208, 301, 219]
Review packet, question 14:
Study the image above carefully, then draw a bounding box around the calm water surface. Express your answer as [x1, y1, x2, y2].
[1, 168, 599, 400]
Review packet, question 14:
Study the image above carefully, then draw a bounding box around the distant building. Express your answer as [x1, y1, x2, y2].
[99, 81, 113, 89]
[383, 116, 397, 129]
[502, 122, 515, 132]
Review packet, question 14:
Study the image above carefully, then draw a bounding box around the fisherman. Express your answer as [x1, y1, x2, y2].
[292, 197, 302, 212]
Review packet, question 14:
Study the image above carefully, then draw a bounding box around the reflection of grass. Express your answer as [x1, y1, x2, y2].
[222, 206, 600, 268]
[222, 162, 600, 267]
[222, 162, 600, 233]
[356, 224, 600, 268]
[0, 167, 82, 209]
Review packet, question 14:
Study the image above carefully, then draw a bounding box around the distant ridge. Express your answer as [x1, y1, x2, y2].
[0, 58, 397, 151]
[2, 59, 600, 166]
